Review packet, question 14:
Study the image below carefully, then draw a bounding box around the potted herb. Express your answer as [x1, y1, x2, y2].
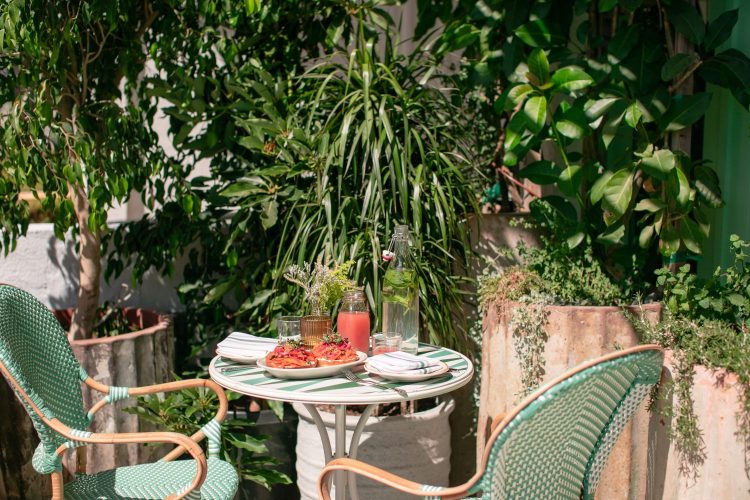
[284, 260, 355, 346]
[631, 235, 750, 498]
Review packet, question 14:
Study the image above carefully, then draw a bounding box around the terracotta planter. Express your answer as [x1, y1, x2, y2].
[293, 397, 454, 500]
[646, 350, 750, 499]
[55, 308, 174, 476]
[299, 314, 331, 347]
[478, 300, 662, 499]
[449, 212, 542, 485]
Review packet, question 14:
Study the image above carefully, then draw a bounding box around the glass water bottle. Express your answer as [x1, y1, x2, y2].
[381, 225, 419, 354]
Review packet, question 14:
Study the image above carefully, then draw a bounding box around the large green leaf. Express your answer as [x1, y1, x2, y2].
[508, 84, 534, 105]
[679, 218, 704, 254]
[660, 224, 681, 256]
[640, 149, 676, 178]
[583, 98, 621, 122]
[673, 167, 693, 209]
[659, 93, 712, 132]
[260, 199, 278, 229]
[639, 223, 655, 248]
[515, 19, 552, 47]
[555, 106, 590, 139]
[504, 111, 528, 151]
[704, 9, 738, 51]
[666, 1, 705, 45]
[698, 49, 750, 90]
[558, 165, 582, 198]
[598, 222, 625, 245]
[693, 164, 724, 208]
[527, 48, 550, 85]
[635, 198, 667, 212]
[517, 160, 561, 185]
[551, 67, 594, 91]
[523, 95, 547, 133]
[661, 53, 699, 82]
[598, 0, 618, 13]
[590, 170, 614, 204]
[221, 178, 265, 198]
[624, 101, 643, 128]
[601, 168, 634, 223]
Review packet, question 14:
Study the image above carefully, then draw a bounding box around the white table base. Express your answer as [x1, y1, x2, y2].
[303, 403, 377, 500]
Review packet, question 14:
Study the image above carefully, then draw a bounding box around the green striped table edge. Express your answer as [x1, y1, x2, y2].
[208, 344, 474, 405]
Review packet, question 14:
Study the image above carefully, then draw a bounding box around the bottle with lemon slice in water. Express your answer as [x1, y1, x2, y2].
[381, 225, 419, 354]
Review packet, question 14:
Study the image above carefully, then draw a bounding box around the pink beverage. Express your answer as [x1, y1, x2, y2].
[338, 311, 371, 353]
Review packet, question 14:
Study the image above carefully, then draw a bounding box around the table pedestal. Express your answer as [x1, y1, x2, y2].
[303, 403, 377, 500]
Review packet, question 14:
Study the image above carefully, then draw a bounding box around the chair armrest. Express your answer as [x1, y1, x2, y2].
[84, 377, 229, 461]
[48, 418, 206, 500]
[490, 412, 508, 434]
[317, 458, 472, 500]
[85, 378, 228, 421]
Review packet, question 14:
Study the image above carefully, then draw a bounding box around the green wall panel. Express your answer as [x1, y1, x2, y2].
[701, 0, 750, 276]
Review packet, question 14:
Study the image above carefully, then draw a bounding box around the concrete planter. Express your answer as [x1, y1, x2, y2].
[293, 396, 455, 500]
[55, 308, 174, 476]
[478, 300, 662, 499]
[647, 350, 750, 499]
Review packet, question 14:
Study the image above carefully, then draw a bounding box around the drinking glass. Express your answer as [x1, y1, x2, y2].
[371, 332, 402, 355]
[338, 288, 371, 353]
[277, 316, 301, 342]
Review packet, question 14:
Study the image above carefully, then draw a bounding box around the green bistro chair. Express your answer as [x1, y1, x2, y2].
[318, 344, 664, 500]
[0, 284, 239, 499]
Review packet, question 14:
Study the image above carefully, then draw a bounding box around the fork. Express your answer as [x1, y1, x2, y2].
[342, 370, 408, 398]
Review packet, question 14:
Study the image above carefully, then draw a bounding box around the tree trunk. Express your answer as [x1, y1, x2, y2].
[58, 90, 101, 341]
[68, 183, 101, 341]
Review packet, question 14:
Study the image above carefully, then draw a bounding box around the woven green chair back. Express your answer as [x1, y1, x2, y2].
[0, 285, 90, 470]
[471, 347, 663, 500]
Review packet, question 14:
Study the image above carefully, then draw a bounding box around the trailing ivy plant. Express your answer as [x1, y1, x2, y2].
[478, 234, 633, 396]
[632, 235, 749, 481]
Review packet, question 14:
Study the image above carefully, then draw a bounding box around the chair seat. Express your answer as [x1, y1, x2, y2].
[64, 457, 239, 500]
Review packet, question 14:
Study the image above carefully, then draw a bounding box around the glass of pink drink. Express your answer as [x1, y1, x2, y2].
[338, 289, 371, 353]
[338, 311, 371, 353]
[371, 332, 402, 355]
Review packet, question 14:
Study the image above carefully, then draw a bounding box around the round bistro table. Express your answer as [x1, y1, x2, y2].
[209, 343, 474, 500]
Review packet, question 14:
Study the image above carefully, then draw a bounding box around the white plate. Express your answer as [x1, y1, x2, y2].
[257, 351, 367, 379]
[216, 348, 271, 364]
[364, 361, 449, 382]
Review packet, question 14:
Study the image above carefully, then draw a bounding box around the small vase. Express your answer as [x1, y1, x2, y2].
[299, 315, 331, 347]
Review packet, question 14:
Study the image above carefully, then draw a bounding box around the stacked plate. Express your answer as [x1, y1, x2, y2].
[216, 332, 277, 363]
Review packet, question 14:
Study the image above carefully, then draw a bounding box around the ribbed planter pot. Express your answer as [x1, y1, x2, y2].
[647, 350, 750, 499]
[478, 301, 662, 499]
[293, 396, 455, 500]
[55, 308, 174, 476]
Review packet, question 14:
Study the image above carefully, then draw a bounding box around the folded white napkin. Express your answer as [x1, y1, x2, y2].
[217, 332, 277, 357]
[368, 351, 444, 374]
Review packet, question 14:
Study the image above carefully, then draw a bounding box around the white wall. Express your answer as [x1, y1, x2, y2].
[0, 224, 184, 312]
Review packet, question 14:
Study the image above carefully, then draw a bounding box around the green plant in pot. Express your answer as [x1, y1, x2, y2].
[284, 259, 355, 346]
[467, 4, 750, 489]
[631, 235, 750, 485]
